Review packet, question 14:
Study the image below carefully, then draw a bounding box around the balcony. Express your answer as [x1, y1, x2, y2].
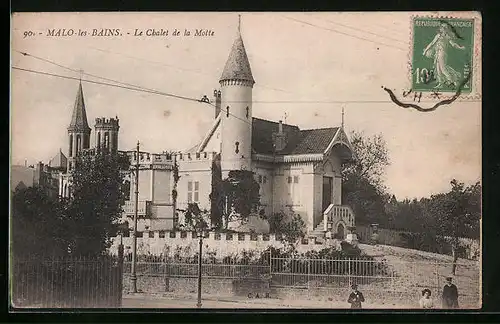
[123, 200, 152, 217]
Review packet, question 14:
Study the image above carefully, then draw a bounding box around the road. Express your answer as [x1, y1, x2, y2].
[121, 294, 409, 309]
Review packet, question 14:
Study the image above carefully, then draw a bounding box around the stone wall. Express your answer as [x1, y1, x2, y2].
[123, 275, 271, 297]
[111, 231, 341, 257]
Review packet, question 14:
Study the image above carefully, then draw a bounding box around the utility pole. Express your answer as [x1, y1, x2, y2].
[130, 140, 140, 293]
[197, 231, 203, 308]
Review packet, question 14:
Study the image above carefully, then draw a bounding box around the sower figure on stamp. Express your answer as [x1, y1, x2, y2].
[442, 276, 459, 309]
[347, 283, 365, 309]
[422, 22, 466, 89]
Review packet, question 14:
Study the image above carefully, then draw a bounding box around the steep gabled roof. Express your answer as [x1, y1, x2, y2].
[251, 118, 339, 156]
[68, 82, 91, 132]
[49, 149, 67, 169]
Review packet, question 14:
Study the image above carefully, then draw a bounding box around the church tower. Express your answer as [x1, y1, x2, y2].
[67, 82, 91, 172]
[219, 16, 255, 172]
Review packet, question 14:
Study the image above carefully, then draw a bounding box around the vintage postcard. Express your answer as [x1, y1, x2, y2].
[10, 12, 481, 310]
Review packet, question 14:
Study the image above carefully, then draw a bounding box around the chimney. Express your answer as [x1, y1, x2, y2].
[214, 89, 221, 119]
[273, 120, 287, 152]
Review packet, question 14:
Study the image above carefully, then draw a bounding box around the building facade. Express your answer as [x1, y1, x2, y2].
[56, 19, 356, 239]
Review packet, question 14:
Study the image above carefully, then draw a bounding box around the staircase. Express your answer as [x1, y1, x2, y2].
[309, 219, 326, 239]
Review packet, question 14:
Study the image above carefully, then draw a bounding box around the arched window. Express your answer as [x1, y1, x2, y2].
[112, 133, 118, 151]
[104, 132, 110, 149]
[69, 135, 73, 157]
[97, 132, 101, 149]
[76, 135, 82, 154]
[83, 134, 89, 149]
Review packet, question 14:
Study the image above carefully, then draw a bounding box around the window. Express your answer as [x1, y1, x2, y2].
[288, 174, 301, 205]
[69, 135, 73, 157]
[136, 231, 143, 238]
[188, 181, 200, 203]
[258, 175, 263, 183]
[169, 231, 176, 238]
[263, 176, 267, 184]
[159, 231, 165, 238]
[148, 231, 154, 238]
[181, 231, 187, 238]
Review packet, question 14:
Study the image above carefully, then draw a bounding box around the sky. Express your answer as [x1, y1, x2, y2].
[10, 12, 482, 199]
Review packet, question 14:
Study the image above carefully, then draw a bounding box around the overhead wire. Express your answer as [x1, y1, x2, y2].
[318, 17, 410, 46]
[280, 15, 407, 51]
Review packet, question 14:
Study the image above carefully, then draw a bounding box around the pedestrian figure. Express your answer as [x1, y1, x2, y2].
[442, 276, 459, 309]
[419, 288, 434, 309]
[347, 283, 365, 309]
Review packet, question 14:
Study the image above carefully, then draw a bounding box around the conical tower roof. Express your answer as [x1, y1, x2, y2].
[219, 17, 255, 84]
[68, 82, 91, 132]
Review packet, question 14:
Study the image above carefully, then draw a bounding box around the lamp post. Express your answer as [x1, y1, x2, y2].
[130, 141, 140, 293]
[196, 230, 203, 308]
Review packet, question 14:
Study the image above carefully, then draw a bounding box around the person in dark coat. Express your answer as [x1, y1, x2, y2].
[442, 276, 459, 309]
[347, 283, 365, 309]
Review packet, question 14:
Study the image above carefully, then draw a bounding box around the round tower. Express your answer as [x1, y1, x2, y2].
[67, 82, 91, 172]
[219, 16, 255, 172]
[94, 117, 120, 154]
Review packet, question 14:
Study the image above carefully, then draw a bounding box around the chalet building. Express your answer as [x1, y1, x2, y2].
[56, 18, 356, 239]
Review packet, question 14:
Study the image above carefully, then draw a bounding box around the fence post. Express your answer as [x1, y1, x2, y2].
[118, 242, 124, 307]
[348, 258, 351, 287]
[307, 258, 310, 294]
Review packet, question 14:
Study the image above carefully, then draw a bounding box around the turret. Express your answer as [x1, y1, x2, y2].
[219, 16, 255, 172]
[94, 117, 120, 154]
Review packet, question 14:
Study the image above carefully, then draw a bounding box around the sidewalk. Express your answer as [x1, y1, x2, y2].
[122, 293, 411, 309]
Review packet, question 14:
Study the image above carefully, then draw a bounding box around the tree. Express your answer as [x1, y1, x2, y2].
[427, 180, 481, 274]
[209, 154, 224, 229]
[342, 131, 390, 189]
[221, 170, 260, 229]
[11, 187, 70, 258]
[341, 131, 390, 226]
[177, 203, 209, 231]
[65, 151, 130, 256]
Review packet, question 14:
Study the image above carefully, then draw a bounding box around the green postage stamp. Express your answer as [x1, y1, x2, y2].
[411, 17, 474, 93]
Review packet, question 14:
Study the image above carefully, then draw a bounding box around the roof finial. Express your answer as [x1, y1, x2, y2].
[78, 69, 84, 83]
[238, 14, 241, 34]
[341, 106, 345, 129]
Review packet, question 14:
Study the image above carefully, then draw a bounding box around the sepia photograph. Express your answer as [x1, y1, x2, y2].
[10, 11, 482, 310]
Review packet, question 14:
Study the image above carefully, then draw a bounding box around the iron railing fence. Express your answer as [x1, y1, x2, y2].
[123, 254, 480, 308]
[11, 255, 123, 308]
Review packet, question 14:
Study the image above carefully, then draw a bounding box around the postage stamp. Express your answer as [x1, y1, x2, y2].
[411, 17, 474, 94]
